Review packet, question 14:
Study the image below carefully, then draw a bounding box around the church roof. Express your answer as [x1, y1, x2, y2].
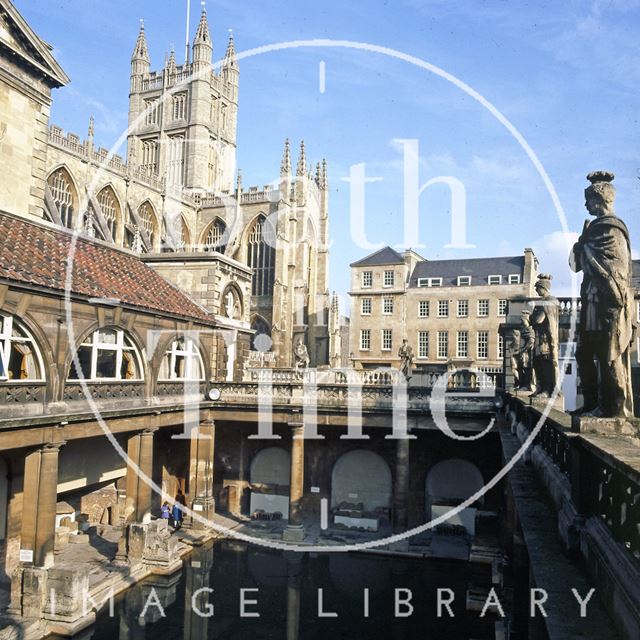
[0, 0, 69, 87]
[409, 255, 525, 287]
[350, 246, 405, 267]
[0, 213, 213, 323]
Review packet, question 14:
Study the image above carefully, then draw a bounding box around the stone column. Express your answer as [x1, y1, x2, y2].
[125, 428, 156, 524]
[20, 442, 63, 568]
[286, 554, 303, 640]
[283, 423, 305, 542]
[183, 544, 214, 639]
[393, 437, 410, 534]
[189, 421, 215, 528]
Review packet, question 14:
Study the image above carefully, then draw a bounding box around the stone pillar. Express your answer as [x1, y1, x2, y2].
[283, 423, 305, 542]
[183, 544, 214, 639]
[189, 421, 215, 528]
[125, 428, 156, 524]
[393, 437, 410, 534]
[20, 442, 63, 568]
[285, 554, 303, 640]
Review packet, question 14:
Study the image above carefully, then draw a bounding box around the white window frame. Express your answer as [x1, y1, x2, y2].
[381, 329, 392, 351]
[383, 270, 395, 288]
[457, 275, 471, 286]
[477, 331, 489, 360]
[159, 338, 205, 381]
[382, 297, 394, 315]
[360, 329, 371, 351]
[498, 334, 504, 359]
[418, 300, 429, 318]
[456, 331, 469, 358]
[488, 275, 502, 285]
[437, 331, 449, 360]
[361, 298, 372, 316]
[0, 315, 45, 382]
[437, 300, 449, 318]
[457, 299, 469, 317]
[498, 299, 508, 316]
[361, 271, 373, 288]
[477, 299, 489, 317]
[418, 331, 429, 358]
[69, 329, 144, 382]
[417, 277, 442, 287]
[508, 274, 521, 284]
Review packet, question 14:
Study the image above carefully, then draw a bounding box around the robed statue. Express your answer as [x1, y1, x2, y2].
[530, 274, 560, 398]
[294, 339, 310, 372]
[570, 171, 634, 417]
[398, 339, 414, 381]
[514, 309, 535, 392]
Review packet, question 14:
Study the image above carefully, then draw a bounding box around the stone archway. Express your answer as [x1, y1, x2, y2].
[331, 449, 392, 513]
[425, 459, 484, 535]
[249, 447, 290, 516]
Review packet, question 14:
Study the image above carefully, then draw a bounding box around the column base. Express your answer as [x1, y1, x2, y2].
[282, 524, 305, 542]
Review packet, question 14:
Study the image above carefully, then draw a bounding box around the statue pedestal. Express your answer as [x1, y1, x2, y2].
[529, 393, 565, 413]
[571, 415, 640, 438]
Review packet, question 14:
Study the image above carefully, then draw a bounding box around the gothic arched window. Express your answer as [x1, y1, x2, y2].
[137, 201, 157, 249]
[47, 168, 77, 229]
[204, 218, 227, 253]
[247, 215, 275, 296]
[177, 215, 190, 250]
[97, 186, 120, 241]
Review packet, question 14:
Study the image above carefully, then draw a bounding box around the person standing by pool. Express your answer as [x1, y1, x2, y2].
[173, 489, 186, 530]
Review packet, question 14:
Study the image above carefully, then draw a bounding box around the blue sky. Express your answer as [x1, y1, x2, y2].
[20, 0, 640, 301]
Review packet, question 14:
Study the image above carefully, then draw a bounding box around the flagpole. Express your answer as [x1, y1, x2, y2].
[184, 0, 191, 65]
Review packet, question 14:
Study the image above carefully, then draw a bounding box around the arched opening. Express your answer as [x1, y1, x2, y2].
[158, 337, 205, 381]
[331, 450, 392, 514]
[203, 218, 227, 253]
[247, 215, 276, 296]
[0, 314, 45, 381]
[67, 328, 143, 381]
[249, 447, 290, 517]
[425, 459, 484, 536]
[47, 167, 78, 229]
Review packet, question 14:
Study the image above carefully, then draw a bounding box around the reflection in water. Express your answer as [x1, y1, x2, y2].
[57, 540, 493, 640]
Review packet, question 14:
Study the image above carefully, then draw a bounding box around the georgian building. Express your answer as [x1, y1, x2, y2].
[349, 246, 538, 372]
[4, 2, 332, 369]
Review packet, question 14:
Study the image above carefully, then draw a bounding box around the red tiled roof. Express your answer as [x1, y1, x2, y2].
[0, 213, 213, 323]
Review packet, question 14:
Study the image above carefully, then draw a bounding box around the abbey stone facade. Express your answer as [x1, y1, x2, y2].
[3, 5, 333, 370]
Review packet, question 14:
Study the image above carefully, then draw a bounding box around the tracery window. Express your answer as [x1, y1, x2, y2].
[167, 135, 185, 186]
[0, 315, 44, 381]
[247, 215, 275, 296]
[47, 168, 76, 229]
[176, 215, 189, 250]
[141, 139, 158, 173]
[158, 338, 204, 381]
[97, 186, 119, 240]
[68, 329, 142, 381]
[172, 93, 187, 121]
[137, 202, 156, 248]
[204, 219, 226, 253]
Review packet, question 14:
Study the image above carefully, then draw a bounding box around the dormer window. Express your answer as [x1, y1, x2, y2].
[508, 274, 521, 284]
[457, 276, 471, 286]
[417, 277, 442, 287]
[487, 275, 502, 285]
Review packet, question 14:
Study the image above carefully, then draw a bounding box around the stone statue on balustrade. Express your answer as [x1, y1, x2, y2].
[398, 339, 414, 381]
[514, 309, 535, 392]
[530, 274, 560, 398]
[294, 339, 310, 372]
[569, 171, 634, 418]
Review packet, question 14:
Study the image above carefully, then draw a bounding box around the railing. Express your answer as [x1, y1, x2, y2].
[507, 395, 640, 564]
[63, 382, 145, 402]
[558, 298, 582, 315]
